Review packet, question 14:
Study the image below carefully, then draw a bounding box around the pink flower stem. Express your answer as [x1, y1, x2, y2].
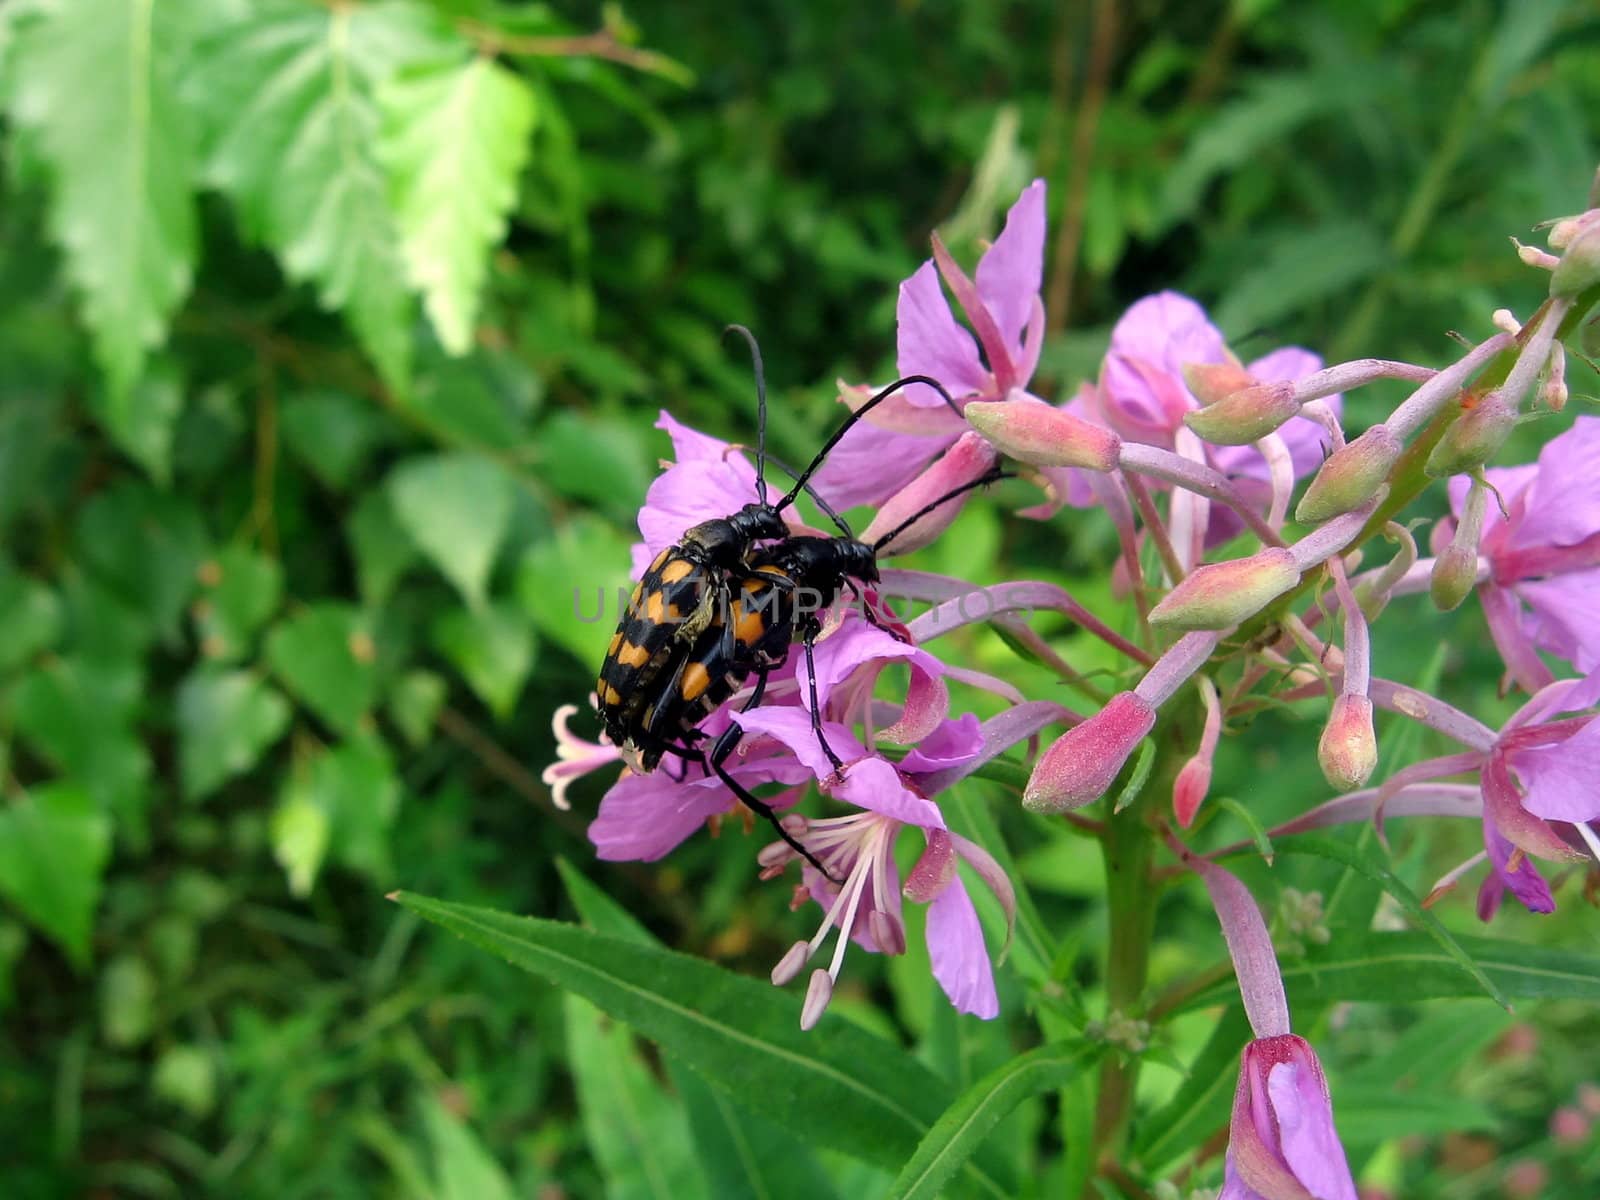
[1385, 333, 1514, 439]
[1116, 442, 1286, 548]
[1290, 358, 1438, 405]
[1123, 471, 1186, 584]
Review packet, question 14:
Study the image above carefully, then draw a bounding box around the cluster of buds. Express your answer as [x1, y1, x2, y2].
[549, 172, 1600, 1194]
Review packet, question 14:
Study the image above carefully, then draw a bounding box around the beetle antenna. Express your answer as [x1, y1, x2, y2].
[870, 466, 1011, 554]
[724, 324, 769, 506]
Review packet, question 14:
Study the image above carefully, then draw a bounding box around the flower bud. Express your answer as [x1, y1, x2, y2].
[1547, 208, 1600, 250]
[1550, 220, 1600, 298]
[1318, 694, 1377, 790]
[1226, 1035, 1357, 1200]
[1182, 381, 1300, 445]
[1148, 548, 1299, 631]
[1023, 692, 1155, 813]
[1295, 425, 1402, 524]
[861, 431, 997, 555]
[1172, 754, 1211, 828]
[964, 398, 1121, 471]
[1429, 546, 1478, 612]
[1539, 343, 1567, 412]
[1425, 391, 1518, 477]
[1181, 359, 1256, 406]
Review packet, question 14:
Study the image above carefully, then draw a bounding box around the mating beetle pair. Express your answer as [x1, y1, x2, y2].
[596, 328, 1001, 874]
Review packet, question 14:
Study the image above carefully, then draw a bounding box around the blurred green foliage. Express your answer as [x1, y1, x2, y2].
[0, 0, 1598, 1196]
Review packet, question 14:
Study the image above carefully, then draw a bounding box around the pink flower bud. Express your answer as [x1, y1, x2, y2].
[1295, 425, 1402, 524]
[1425, 391, 1519, 477]
[861, 431, 997, 555]
[1023, 692, 1155, 813]
[1547, 209, 1600, 250]
[1172, 754, 1212, 828]
[1318, 694, 1377, 790]
[1550, 1105, 1590, 1145]
[1504, 1160, 1549, 1200]
[1181, 359, 1257, 406]
[1182, 381, 1300, 445]
[1148, 548, 1300, 631]
[1551, 220, 1600, 298]
[964, 398, 1121, 471]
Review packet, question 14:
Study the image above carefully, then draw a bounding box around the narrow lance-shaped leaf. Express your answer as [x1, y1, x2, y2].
[7, 0, 198, 394]
[380, 57, 537, 354]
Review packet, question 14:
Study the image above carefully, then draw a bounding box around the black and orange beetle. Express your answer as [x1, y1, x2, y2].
[596, 328, 1002, 872]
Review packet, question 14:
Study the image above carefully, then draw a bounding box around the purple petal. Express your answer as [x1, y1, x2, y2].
[657, 410, 748, 464]
[1218, 1156, 1266, 1200]
[1519, 572, 1600, 676]
[1512, 716, 1600, 823]
[636, 414, 761, 553]
[807, 419, 958, 510]
[1102, 292, 1226, 426]
[974, 179, 1047, 357]
[1483, 813, 1556, 914]
[1266, 1056, 1359, 1200]
[900, 713, 983, 775]
[895, 260, 988, 405]
[925, 880, 999, 1019]
[830, 755, 946, 827]
[949, 830, 1016, 959]
[733, 707, 863, 781]
[589, 756, 806, 861]
[1514, 415, 1600, 550]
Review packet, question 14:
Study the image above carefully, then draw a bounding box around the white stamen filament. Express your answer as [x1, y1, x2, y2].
[1427, 851, 1488, 900]
[1575, 821, 1600, 864]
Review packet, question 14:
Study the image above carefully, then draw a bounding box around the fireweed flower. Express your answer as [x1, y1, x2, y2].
[1444, 415, 1600, 692]
[542, 703, 622, 812]
[737, 705, 1015, 1027]
[812, 179, 1048, 508]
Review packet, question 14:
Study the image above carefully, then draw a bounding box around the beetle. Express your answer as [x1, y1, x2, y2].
[595, 328, 1001, 872]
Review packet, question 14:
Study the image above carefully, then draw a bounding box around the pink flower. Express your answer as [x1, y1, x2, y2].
[542, 704, 622, 811]
[1447, 415, 1600, 692]
[739, 706, 1014, 1026]
[1221, 1035, 1358, 1200]
[813, 180, 1048, 508]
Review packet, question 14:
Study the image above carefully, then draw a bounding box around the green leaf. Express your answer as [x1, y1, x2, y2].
[431, 603, 534, 718]
[192, 2, 458, 388]
[1276, 837, 1508, 1008]
[12, 657, 151, 813]
[348, 488, 420, 607]
[0, 568, 62, 674]
[193, 545, 284, 662]
[265, 604, 379, 736]
[100, 953, 157, 1048]
[887, 1042, 1094, 1200]
[280, 389, 391, 490]
[565, 993, 702, 1200]
[87, 359, 184, 483]
[271, 739, 400, 896]
[421, 1092, 518, 1200]
[516, 514, 634, 665]
[1134, 1004, 1251, 1167]
[387, 669, 447, 747]
[395, 893, 1005, 1189]
[536, 411, 657, 522]
[153, 1044, 216, 1118]
[6, 0, 197, 394]
[270, 778, 330, 899]
[1176, 931, 1600, 1011]
[1330, 1084, 1499, 1145]
[0, 784, 112, 968]
[73, 481, 207, 641]
[379, 57, 537, 354]
[387, 452, 514, 607]
[176, 668, 291, 801]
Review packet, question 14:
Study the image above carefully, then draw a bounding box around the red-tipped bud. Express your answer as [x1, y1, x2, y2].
[1551, 220, 1600, 298]
[1425, 391, 1519, 477]
[964, 398, 1121, 471]
[1148, 548, 1299, 631]
[1182, 359, 1257, 406]
[1318, 694, 1377, 790]
[1023, 692, 1155, 813]
[1172, 755, 1212, 828]
[1183, 382, 1300, 445]
[861, 432, 997, 555]
[1295, 425, 1402, 524]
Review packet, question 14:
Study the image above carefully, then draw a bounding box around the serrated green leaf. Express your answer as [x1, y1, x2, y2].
[265, 604, 379, 736]
[192, 2, 459, 388]
[87, 358, 184, 483]
[0, 784, 112, 969]
[888, 1042, 1094, 1200]
[176, 668, 290, 801]
[387, 669, 446, 747]
[379, 57, 536, 354]
[6, 0, 197, 394]
[193, 545, 284, 662]
[280, 388, 391, 490]
[0, 568, 61, 674]
[348, 488, 420, 607]
[421, 1092, 518, 1200]
[516, 514, 633, 665]
[396, 893, 1009, 1193]
[431, 603, 534, 718]
[388, 452, 514, 607]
